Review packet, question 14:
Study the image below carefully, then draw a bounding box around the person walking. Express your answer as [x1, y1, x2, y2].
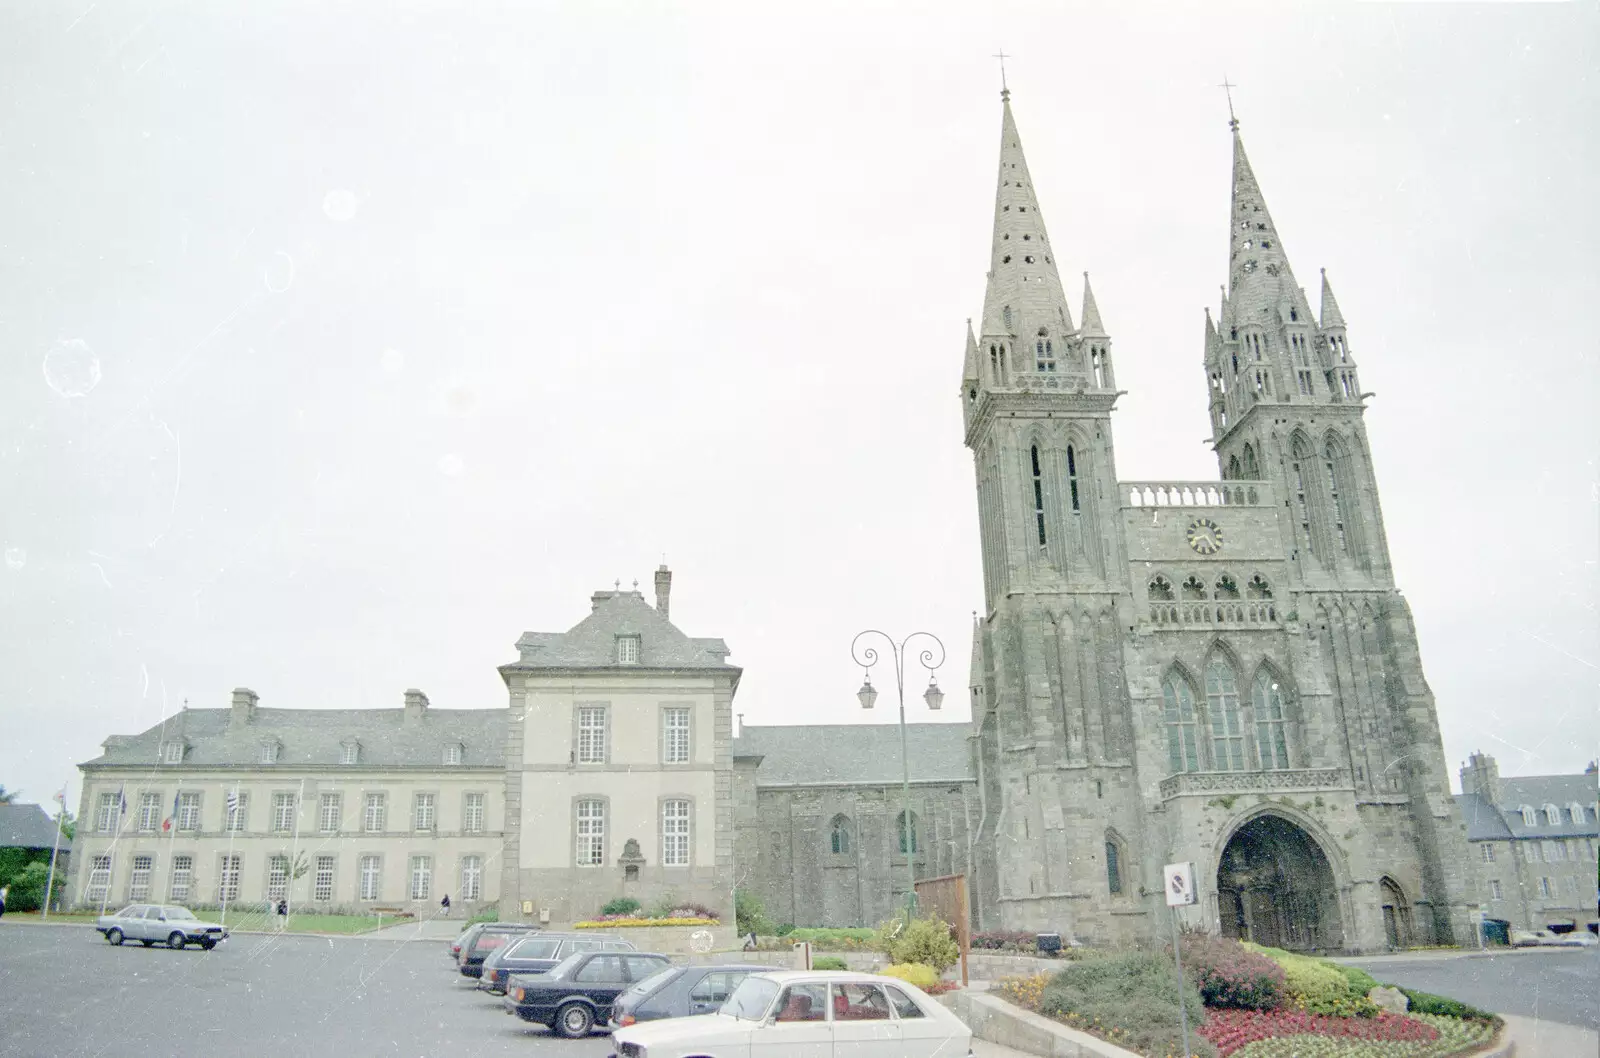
[276, 898, 288, 931]
[0, 885, 9, 920]
[440, 894, 451, 917]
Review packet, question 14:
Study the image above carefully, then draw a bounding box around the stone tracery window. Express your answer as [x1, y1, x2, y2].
[1181, 576, 1207, 601]
[1065, 445, 1080, 512]
[1162, 676, 1199, 774]
[1252, 672, 1291, 770]
[897, 810, 919, 855]
[1206, 660, 1246, 771]
[1105, 837, 1123, 895]
[1030, 445, 1048, 550]
[1214, 574, 1240, 600]
[1148, 576, 1174, 601]
[1246, 574, 1272, 600]
[829, 814, 852, 855]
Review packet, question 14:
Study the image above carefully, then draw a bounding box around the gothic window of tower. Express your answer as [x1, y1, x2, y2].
[1205, 658, 1247, 772]
[1162, 673, 1201, 774]
[1030, 444, 1048, 553]
[1065, 444, 1080, 512]
[1252, 669, 1292, 770]
[1226, 455, 1241, 480]
[1289, 432, 1321, 563]
[1322, 433, 1365, 567]
[1035, 328, 1055, 373]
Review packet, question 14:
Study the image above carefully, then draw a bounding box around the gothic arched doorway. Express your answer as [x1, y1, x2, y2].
[1379, 876, 1412, 949]
[1217, 813, 1344, 952]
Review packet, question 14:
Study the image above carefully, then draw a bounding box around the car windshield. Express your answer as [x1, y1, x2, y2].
[543, 952, 584, 980]
[165, 908, 196, 920]
[623, 966, 680, 996]
[722, 977, 780, 1020]
[506, 937, 561, 960]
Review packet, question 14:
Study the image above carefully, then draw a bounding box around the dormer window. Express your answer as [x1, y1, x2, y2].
[341, 741, 360, 765]
[1520, 805, 1538, 826]
[443, 743, 463, 766]
[617, 635, 641, 665]
[260, 741, 281, 765]
[162, 741, 185, 765]
[1543, 804, 1561, 826]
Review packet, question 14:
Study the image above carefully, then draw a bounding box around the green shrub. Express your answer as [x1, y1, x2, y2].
[3, 861, 55, 912]
[810, 955, 848, 971]
[734, 889, 774, 936]
[1036, 951, 1217, 1058]
[1396, 986, 1496, 1020]
[600, 897, 642, 917]
[879, 915, 960, 972]
[1335, 963, 1379, 996]
[880, 963, 940, 990]
[775, 923, 795, 936]
[1242, 943, 1377, 1018]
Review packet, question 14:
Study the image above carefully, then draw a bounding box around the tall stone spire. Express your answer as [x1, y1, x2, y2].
[1319, 268, 1347, 329]
[962, 318, 980, 382]
[979, 92, 1075, 344]
[1079, 272, 1106, 337]
[1223, 128, 1303, 329]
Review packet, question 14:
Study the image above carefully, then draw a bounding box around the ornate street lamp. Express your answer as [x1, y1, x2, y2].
[851, 629, 946, 925]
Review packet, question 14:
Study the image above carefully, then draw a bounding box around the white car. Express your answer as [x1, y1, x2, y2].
[94, 904, 229, 950]
[608, 969, 974, 1058]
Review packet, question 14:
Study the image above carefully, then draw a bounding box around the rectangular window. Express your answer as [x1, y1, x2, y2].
[414, 793, 435, 832]
[617, 636, 640, 664]
[138, 793, 162, 833]
[662, 800, 690, 867]
[314, 855, 336, 902]
[267, 855, 289, 900]
[359, 856, 381, 901]
[442, 744, 462, 765]
[225, 793, 249, 833]
[1543, 840, 1565, 862]
[577, 707, 608, 764]
[163, 741, 184, 764]
[1480, 844, 1494, 863]
[1525, 842, 1542, 863]
[86, 854, 112, 903]
[1489, 879, 1502, 901]
[260, 742, 280, 765]
[409, 856, 432, 901]
[273, 793, 296, 833]
[341, 742, 359, 765]
[663, 707, 691, 764]
[177, 791, 201, 831]
[218, 854, 241, 903]
[128, 854, 154, 901]
[364, 793, 386, 833]
[319, 793, 342, 834]
[96, 793, 118, 833]
[460, 855, 482, 901]
[1536, 877, 1552, 898]
[463, 793, 485, 834]
[576, 800, 606, 866]
[170, 855, 193, 902]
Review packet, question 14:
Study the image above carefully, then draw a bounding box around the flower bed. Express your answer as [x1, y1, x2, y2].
[1223, 1013, 1496, 1057]
[1201, 1009, 1439, 1056]
[572, 916, 720, 929]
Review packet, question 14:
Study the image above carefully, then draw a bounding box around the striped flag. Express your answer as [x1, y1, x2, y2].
[226, 784, 240, 816]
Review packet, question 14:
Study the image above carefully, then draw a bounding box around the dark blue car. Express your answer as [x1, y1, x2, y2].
[606, 963, 760, 1030]
[478, 931, 636, 994]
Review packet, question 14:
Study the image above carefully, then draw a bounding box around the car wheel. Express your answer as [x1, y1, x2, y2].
[141, 940, 154, 947]
[167, 931, 186, 950]
[106, 928, 124, 946]
[555, 1002, 593, 1038]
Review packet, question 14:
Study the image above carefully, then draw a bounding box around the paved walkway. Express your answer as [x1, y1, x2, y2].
[1501, 1014, 1599, 1058]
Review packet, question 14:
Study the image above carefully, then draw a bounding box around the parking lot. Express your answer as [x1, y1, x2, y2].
[0, 923, 617, 1058]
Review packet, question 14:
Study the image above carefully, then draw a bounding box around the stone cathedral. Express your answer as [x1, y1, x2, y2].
[955, 89, 1474, 953]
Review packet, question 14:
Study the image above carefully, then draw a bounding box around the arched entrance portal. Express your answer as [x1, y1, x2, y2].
[1217, 814, 1344, 952]
[1379, 877, 1412, 949]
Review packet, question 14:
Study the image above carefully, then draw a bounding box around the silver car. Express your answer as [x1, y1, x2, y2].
[94, 904, 229, 950]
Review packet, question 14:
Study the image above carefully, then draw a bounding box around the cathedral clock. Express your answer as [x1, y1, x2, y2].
[1186, 518, 1223, 555]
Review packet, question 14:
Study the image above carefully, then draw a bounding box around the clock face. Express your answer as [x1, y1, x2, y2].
[1186, 518, 1223, 556]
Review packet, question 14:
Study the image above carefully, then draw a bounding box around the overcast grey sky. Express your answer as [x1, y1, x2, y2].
[2, 1, 1595, 808]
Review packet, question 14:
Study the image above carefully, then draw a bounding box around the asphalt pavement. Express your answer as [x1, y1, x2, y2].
[0, 922, 616, 1058]
[1345, 947, 1600, 1032]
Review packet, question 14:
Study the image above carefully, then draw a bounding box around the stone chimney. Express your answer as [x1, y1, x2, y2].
[404, 688, 429, 723]
[230, 688, 259, 727]
[654, 565, 672, 621]
[1460, 751, 1500, 803]
[591, 590, 616, 613]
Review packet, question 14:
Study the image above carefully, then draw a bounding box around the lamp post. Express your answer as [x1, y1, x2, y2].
[851, 629, 946, 926]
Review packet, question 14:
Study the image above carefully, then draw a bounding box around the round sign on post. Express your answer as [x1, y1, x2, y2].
[690, 929, 714, 954]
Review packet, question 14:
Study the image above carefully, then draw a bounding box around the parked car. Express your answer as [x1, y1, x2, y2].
[479, 932, 638, 994]
[94, 904, 228, 951]
[457, 923, 543, 977]
[1552, 931, 1599, 947]
[608, 964, 760, 1029]
[451, 922, 537, 963]
[608, 970, 975, 1058]
[503, 950, 672, 1038]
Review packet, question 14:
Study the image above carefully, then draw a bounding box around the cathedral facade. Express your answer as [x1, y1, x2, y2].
[956, 90, 1475, 952]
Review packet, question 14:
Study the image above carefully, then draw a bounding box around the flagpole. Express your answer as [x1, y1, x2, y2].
[102, 784, 128, 917]
[221, 782, 239, 929]
[287, 778, 305, 922]
[168, 781, 181, 902]
[42, 790, 66, 921]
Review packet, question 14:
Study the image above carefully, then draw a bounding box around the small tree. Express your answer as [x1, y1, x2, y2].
[880, 915, 960, 972]
[735, 889, 774, 935]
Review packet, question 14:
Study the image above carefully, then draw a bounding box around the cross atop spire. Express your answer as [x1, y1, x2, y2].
[1219, 76, 1239, 130]
[993, 50, 1011, 99]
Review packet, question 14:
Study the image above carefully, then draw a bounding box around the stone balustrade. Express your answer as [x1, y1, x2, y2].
[1158, 767, 1350, 800]
[1148, 600, 1279, 628]
[1122, 480, 1274, 508]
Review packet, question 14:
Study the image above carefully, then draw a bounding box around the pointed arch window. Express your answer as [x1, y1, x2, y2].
[1066, 445, 1080, 512]
[1148, 576, 1174, 601]
[1242, 444, 1260, 478]
[1214, 574, 1240, 600]
[1253, 673, 1290, 769]
[1226, 455, 1240, 480]
[1162, 677, 1199, 774]
[1290, 436, 1313, 549]
[1205, 660, 1246, 771]
[1180, 576, 1207, 601]
[1035, 337, 1055, 372]
[1105, 838, 1123, 894]
[1031, 445, 1048, 550]
[1324, 442, 1348, 552]
[829, 814, 852, 855]
[1091, 347, 1107, 388]
[897, 810, 918, 855]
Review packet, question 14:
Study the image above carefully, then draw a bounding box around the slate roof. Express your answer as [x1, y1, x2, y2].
[734, 723, 974, 787]
[1454, 774, 1599, 842]
[0, 803, 63, 849]
[79, 707, 506, 770]
[503, 590, 736, 674]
